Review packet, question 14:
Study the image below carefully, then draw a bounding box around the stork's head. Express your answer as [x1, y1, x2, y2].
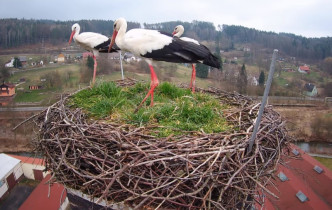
[172, 25, 184, 37]
[69, 23, 80, 45]
[108, 18, 127, 53]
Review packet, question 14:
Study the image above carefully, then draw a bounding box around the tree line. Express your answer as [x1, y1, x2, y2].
[0, 18, 140, 48]
[1, 18, 332, 61]
[221, 25, 332, 60]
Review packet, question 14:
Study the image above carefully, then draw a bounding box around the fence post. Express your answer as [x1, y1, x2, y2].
[247, 49, 278, 154]
[120, 51, 124, 80]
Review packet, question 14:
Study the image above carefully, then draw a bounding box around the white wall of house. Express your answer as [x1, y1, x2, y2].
[21, 164, 47, 180]
[5, 58, 14, 68]
[13, 164, 24, 180]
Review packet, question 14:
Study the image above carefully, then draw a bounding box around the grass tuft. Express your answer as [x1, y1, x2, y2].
[69, 81, 231, 137]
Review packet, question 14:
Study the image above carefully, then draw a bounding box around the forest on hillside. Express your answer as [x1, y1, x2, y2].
[1, 18, 332, 61]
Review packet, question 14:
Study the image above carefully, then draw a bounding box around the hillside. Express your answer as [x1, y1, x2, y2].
[1, 18, 332, 62]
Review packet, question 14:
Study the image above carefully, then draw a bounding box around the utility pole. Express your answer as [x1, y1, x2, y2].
[247, 49, 278, 154]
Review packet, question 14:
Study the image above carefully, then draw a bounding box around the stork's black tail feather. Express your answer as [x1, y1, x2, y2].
[203, 53, 221, 69]
[96, 39, 120, 53]
[99, 47, 119, 53]
[99, 44, 120, 53]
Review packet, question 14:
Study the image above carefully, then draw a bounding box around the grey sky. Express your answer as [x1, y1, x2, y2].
[0, 0, 331, 38]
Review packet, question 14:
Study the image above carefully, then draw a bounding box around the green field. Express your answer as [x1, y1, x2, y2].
[9, 64, 87, 105]
[314, 157, 332, 171]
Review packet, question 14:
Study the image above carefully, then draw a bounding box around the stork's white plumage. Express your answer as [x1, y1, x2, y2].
[69, 23, 116, 86]
[108, 18, 220, 108]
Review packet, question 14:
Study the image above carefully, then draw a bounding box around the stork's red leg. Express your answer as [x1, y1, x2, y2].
[138, 63, 159, 107]
[92, 55, 97, 87]
[190, 64, 196, 93]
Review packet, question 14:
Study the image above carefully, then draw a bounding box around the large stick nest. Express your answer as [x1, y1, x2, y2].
[31, 79, 288, 209]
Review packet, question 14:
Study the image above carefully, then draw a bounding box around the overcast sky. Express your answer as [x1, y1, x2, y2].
[0, 0, 331, 38]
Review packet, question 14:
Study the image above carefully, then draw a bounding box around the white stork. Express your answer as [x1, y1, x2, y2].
[108, 18, 220, 108]
[68, 23, 117, 86]
[172, 25, 212, 93]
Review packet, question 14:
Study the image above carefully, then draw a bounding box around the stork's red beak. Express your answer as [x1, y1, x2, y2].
[108, 30, 118, 53]
[172, 31, 176, 36]
[68, 30, 75, 45]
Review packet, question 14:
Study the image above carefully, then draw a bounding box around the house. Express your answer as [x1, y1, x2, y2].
[256, 144, 332, 209]
[19, 56, 27, 66]
[123, 52, 139, 63]
[57, 53, 65, 63]
[29, 85, 43, 90]
[7, 154, 47, 181]
[5, 58, 14, 68]
[248, 76, 258, 86]
[0, 82, 15, 97]
[75, 53, 83, 60]
[298, 65, 310, 74]
[304, 83, 317, 97]
[0, 154, 24, 199]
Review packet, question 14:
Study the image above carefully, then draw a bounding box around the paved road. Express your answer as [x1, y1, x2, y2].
[309, 153, 332, 159]
[0, 185, 35, 210]
[0, 107, 47, 112]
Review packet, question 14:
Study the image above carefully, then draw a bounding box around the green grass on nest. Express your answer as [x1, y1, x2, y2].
[69, 81, 232, 137]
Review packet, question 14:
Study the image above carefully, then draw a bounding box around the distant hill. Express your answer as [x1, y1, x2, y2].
[1, 18, 332, 61]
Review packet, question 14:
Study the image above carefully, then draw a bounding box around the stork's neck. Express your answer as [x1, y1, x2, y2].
[73, 27, 80, 40]
[174, 32, 181, 37]
[115, 21, 128, 49]
[175, 30, 184, 37]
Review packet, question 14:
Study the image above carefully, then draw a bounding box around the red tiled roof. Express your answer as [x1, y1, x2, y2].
[19, 174, 67, 210]
[8, 154, 45, 166]
[256, 144, 332, 209]
[0, 83, 15, 88]
[299, 66, 310, 71]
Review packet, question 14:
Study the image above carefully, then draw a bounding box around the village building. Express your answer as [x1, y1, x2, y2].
[256, 144, 332, 209]
[248, 76, 258, 86]
[18, 56, 28, 66]
[5, 58, 14, 68]
[29, 85, 43, 90]
[57, 53, 65, 63]
[0, 82, 15, 106]
[7, 154, 47, 181]
[0, 154, 24, 199]
[0, 154, 68, 209]
[123, 52, 140, 63]
[298, 65, 310, 74]
[303, 83, 318, 97]
[0, 82, 15, 97]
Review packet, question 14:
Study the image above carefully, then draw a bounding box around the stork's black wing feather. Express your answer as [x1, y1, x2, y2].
[96, 39, 119, 53]
[143, 37, 220, 69]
